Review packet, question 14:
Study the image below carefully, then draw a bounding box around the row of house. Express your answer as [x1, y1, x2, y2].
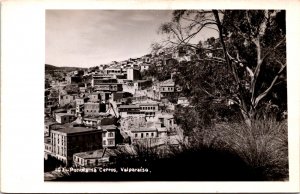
[44, 49, 191, 168]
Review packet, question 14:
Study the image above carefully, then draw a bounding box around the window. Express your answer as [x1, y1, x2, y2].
[141, 133, 144, 138]
[151, 133, 154, 137]
[108, 140, 114, 145]
[135, 134, 138, 138]
[87, 160, 90, 165]
[146, 133, 149, 137]
[108, 132, 114, 137]
[103, 140, 106, 145]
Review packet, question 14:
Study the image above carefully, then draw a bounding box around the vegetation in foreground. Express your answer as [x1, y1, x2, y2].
[50, 118, 288, 181]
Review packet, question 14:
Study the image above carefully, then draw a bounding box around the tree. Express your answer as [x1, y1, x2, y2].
[155, 10, 286, 126]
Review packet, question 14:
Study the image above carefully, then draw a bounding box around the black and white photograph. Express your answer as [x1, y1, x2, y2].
[1, 0, 300, 193]
[44, 9, 288, 181]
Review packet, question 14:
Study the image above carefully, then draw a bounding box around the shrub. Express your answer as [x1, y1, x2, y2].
[214, 119, 288, 180]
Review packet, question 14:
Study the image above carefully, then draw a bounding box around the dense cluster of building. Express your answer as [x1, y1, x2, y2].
[44, 50, 191, 167]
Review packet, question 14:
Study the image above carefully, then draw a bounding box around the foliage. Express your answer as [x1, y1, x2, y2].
[214, 119, 288, 180]
[153, 10, 287, 126]
[125, 97, 132, 105]
[52, 118, 288, 181]
[44, 155, 65, 172]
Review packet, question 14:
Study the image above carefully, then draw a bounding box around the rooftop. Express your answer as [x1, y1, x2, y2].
[55, 113, 75, 117]
[160, 79, 175, 86]
[131, 127, 157, 132]
[53, 108, 67, 113]
[100, 125, 117, 131]
[83, 113, 111, 119]
[139, 102, 158, 106]
[130, 121, 156, 132]
[119, 105, 139, 109]
[53, 127, 99, 134]
[178, 97, 188, 100]
[136, 80, 151, 83]
[158, 113, 174, 119]
[74, 149, 116, 159]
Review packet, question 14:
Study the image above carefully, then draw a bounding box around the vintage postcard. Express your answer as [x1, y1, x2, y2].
[1, 0, 300, 193]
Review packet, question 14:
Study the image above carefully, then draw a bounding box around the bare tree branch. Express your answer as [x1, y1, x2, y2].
[254, 63, 286, 108]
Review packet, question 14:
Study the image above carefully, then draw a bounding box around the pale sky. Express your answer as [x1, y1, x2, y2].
[46, 10, 217, 68]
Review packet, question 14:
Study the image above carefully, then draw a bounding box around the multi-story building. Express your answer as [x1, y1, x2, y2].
[130, 121, 161, 146]
[55, 113, 76, 124]
[140, 63, 151, 72]
[75, 97, 89, 105]
[118, 101, 159, 119]
[177, 97, 189, 107]
[91, 77, 117, 87]
[118, 104, 142, 118]
[44, 120, 62, 137]
[131, 121, 168, 146]
[84, 102, 101, 116]
[158, 113, 175, 131]
[82, 114, 117, 127]
[44, 137, 52, 159]
[133, 80, 152, 90]
[73, 148, 116, 167]
[76, 104, 84, 117]
[95, 83, 122, 93]
[139, 102, 159, 119]
[151, 79, 179, 100]
[66, 75, 82, 85]
[99, 125, 119, 148]
[59, 94, 77, 107]
[49, 126, 102, 166]
[88, 93, 101, 102]
[127, 68, 140, 81]
[104, 67, 125, 75]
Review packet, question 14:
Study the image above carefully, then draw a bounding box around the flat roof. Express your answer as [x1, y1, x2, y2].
[139, 103, 158, 106]
[55, 113, 74, 117]
[53, 127, 100, 134]
[158, 113, 173, 119]
[74, 149, 116, 159]
[83, 113, 111, 119]
[136, 80, 151, 83]
[94, 83, 121, 85]
[53, 108, 67, 112]
[160, 79, 175, 85]
[100, 125, 117, 131]
[131, 127, 157, 132]
[119, 105, 139, 109]
[178, 97, 187, 100]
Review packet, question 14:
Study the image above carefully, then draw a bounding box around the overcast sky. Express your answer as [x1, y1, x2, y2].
[46, 10, 217, 68]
